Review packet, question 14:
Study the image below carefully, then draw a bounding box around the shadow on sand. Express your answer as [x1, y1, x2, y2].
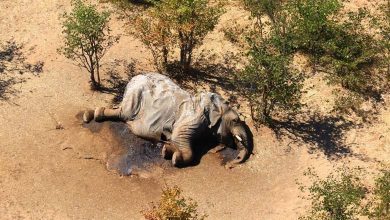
[269, 113, 355, 159]
[0, 40, 44, 101]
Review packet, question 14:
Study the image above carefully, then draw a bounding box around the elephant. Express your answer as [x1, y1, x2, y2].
[83, 73, 253, 168]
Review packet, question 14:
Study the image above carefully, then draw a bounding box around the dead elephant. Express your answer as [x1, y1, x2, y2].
[83, 73, 253, 168]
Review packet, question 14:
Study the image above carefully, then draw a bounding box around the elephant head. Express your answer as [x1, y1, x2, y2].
[208, 94, 253, 166]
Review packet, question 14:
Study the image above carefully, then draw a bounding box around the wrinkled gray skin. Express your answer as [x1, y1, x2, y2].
[83, 73, 252, 168]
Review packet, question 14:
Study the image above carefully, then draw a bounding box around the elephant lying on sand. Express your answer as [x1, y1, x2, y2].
[83, 73, 253, 167]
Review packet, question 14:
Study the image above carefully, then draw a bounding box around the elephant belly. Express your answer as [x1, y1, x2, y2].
[127, 110, 175, 142]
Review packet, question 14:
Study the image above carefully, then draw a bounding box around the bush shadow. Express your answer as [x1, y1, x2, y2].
[0, 40, 44, 101]
[99, 59, 137, 105]
[269, 113, 354, 159]
[165, 53, 239, 96]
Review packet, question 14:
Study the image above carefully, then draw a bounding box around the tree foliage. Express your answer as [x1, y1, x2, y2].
[237, 41, 303, 124]
[236, 0, 303, 124]
[132, 0, 223, 71]
[289, 0, 383, 115]
[59, 0, 118, 88]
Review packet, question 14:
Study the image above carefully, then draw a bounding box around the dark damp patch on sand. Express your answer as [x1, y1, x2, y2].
[218, 148, 239, 165]
[80, 117, 172, 176]
[107, 122, 172, 176]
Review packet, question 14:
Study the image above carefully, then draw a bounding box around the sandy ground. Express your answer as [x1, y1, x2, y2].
[0, 0, 389, 219]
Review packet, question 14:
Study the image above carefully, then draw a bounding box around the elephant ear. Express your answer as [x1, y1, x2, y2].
[208, 94, 227, 128]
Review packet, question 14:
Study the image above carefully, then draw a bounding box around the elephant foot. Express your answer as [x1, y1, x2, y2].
[83, 109, 95, 123]
[171, 149, 192, 168]
[171, 151, 182, 167]
[162, 144, 173, 160]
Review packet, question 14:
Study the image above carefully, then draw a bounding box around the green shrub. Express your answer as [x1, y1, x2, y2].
[367, 169, 390, 219]
[59, 0, 118, 88]
[320, 9, 380, 96]
[298, 167, 366, 220]
[236, 0, 303, 124]
[141, 185, 206, 220]
[289, 0, 379, 92]
[237, 41, 303, 124]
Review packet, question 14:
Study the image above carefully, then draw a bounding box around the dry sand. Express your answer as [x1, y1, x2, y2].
[0, 0, 389, 219]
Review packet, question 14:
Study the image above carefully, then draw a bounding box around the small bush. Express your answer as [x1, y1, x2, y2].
[236, 0, 303, 124]
[59, 0, 118, 88]
[298, 167, 366, 220]
[236, 41, 303, 124]
[367, 169, 390, 219]
[288, 0, 343, 63]
[332, 90, 365, 118]
[141, 185, 206, 220]
[132, 4, 172, 72]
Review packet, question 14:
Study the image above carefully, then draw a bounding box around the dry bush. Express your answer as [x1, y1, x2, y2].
[141, 185, 207, 220]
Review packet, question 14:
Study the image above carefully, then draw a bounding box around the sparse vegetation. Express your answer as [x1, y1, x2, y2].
[141, 185, 207, 220]
[299, 167, 390, 220]
[288, 0, 382, 116]
[298, 167, 366, 220]
[59, 0, 118, 89]
[234, 0, 387, 124]
[2, 0, 390, 218]
[236, 41, 303, 124]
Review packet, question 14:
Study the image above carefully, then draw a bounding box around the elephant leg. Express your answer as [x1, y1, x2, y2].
[170, 130, 194, 167]
[169, 113, 208, 167]
[83, 107, 124, 123]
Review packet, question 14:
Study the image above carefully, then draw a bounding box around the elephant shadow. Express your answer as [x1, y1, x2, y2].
[190, 123, 254, 167]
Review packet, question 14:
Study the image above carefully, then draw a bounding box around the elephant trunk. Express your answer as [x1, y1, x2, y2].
[230, 125, 252, 165]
